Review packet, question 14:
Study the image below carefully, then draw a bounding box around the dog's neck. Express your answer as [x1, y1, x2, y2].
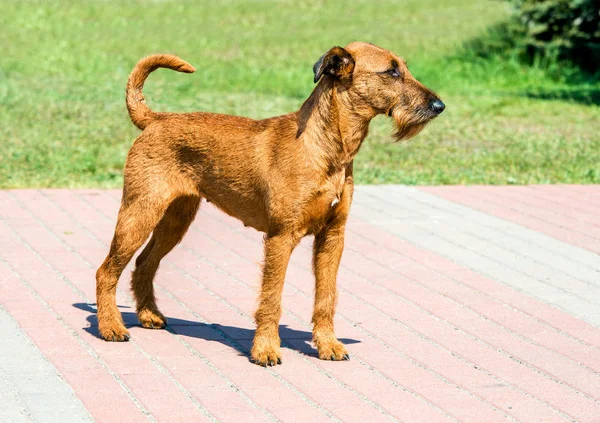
[296, 78, 372, 172]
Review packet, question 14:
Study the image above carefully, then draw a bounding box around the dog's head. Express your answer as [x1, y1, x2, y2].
[313, 42, 444, 141]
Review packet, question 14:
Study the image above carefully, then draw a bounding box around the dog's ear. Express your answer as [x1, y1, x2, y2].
[313, 46, 355, 83]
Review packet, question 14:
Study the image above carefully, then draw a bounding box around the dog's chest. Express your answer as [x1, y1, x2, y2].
[324, 169, 346, 207]
[305, 169, 346, 226]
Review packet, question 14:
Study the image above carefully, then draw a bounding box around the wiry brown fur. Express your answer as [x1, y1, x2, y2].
[96, 42, 444, 366]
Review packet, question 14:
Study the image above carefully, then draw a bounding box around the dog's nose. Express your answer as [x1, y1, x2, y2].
[431, 99, 445, 115]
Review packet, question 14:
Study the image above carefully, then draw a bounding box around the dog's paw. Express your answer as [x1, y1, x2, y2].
[251, 336, 282, 367]
[138, 308, 167, 329]
[316, 338, 349, 361]
[99, 322, 131, 342]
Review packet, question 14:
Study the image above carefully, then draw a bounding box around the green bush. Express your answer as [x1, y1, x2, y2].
[511, 0, 600, 71]
[463, 0, 600, 75]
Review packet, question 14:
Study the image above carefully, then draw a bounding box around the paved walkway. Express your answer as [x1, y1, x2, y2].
[0, 186, 599, 423]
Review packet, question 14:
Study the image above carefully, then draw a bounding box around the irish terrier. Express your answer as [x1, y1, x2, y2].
[96, 42, 444, 366]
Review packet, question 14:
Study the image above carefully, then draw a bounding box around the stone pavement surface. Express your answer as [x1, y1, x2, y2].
[0, 186, 599, 423]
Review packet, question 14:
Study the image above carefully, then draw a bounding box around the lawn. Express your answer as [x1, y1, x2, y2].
[1, 0, 598, 187]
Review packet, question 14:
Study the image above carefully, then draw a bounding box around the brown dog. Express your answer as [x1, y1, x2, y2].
[96, 42, 444, 366]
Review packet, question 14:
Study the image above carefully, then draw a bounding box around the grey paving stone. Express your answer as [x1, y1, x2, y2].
[0, 306, 93, 423]
[389, 185, 600, 280]
[0, 371, 32, 423]
[352, 186, 600, 326]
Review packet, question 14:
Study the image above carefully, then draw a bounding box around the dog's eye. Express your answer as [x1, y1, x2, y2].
[386, 68, 400, 78]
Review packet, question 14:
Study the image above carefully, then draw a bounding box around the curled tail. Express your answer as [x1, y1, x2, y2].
[126, 54, 195, 130]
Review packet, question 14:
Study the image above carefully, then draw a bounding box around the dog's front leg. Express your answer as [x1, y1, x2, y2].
[312, 174, 354, 361]
[251, 232, 299, 366]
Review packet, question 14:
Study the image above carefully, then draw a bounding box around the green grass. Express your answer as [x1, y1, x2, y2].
[1, 0, 598, 187]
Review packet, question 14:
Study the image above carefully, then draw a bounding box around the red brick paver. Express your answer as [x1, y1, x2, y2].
[1, 187, 599, 423]
[420, 185, 600, 254]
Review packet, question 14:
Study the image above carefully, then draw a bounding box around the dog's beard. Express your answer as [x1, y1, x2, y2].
[389, 106, 431, 142]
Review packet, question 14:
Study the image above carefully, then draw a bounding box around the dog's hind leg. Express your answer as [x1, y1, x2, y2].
[132, 195, 200, 329]
[96, 191, 173, 342]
